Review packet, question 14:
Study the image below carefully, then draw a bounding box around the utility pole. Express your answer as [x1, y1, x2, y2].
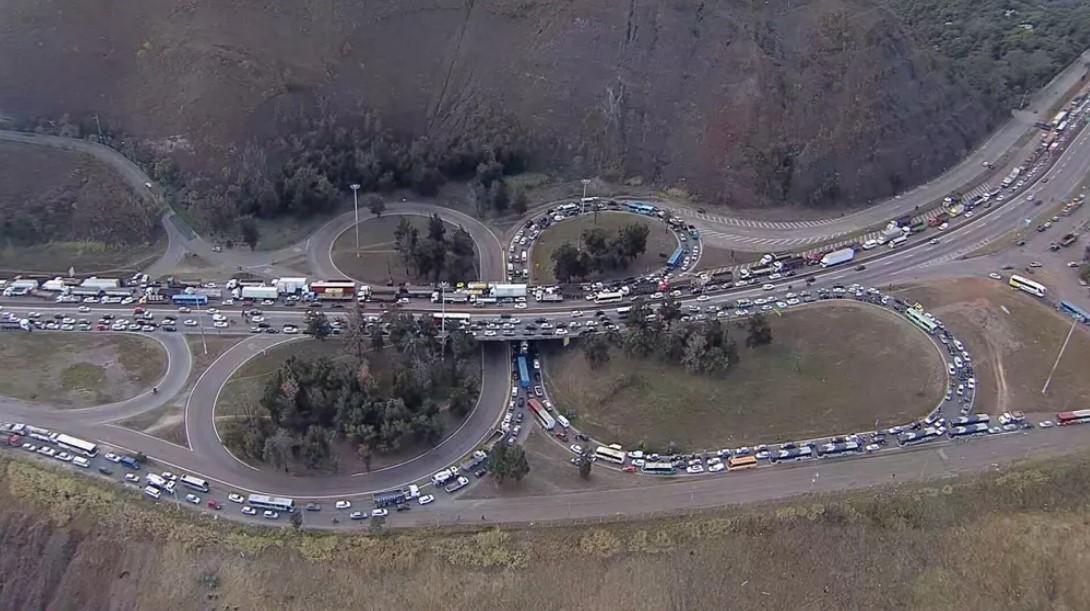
[350, 183, 361, 256]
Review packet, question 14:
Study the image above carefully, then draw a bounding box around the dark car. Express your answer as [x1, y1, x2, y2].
[855, 264, 866, 271]
[474, 468, 488, 478]
[305, 502, 322, 512]
[396, 503, 411, 512]
[98, 467, 114, 476]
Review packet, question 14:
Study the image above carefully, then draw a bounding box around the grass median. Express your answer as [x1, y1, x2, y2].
[529, 211, 678, 284]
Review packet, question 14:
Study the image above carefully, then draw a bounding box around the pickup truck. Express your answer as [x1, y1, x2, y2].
[1060, 233, 1079, 247]
[444, 476, 470, 494]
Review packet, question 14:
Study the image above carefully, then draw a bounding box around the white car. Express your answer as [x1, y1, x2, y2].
[104, 452, 121, 463]
[418, 494, 435, 505]
[371, 508, 389, 518]
[241, 506, 257, 516]
[865, 443, 881, 453]
[227, 493, 245, 504]
[686, 463, 705, 474]
[77, 305, 91, 313]
[514, 303, 527, 309]
[707, 459, 725, 473]
[124, 473, 140, 483]
[569, 444, 584, 455]
[570, 310, 583, 317]
[213, 321, 228, 329]
[938, 223, 949, 231]
[350, 511, 367, 520]
[335, 500, 352, 510]
[185, 493, 201, 505]
[54, 452, 73, 462]
[263, 510, 279, 520]
[161, 471, 177, 481]
[183, 319, 198, 327]
[697, 295, 710, 302]
[762, 284, 775, 291]
[1039, 420, 1055, 428]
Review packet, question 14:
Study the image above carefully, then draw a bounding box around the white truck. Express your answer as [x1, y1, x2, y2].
[240, 285, 279, 300]
[274, 277, 308, 295]
[820, 248, 855, 268]
[491, 283, 528, 299]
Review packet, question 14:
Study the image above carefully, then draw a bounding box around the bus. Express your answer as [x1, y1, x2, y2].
[625, 202, 656, 215]
[666, 247, 685, 269]
[179, 474, 210, 493]
[595, 291, 625, 304]
[526, 398, 556, 431]
[54, 433, 98, 457]
[517, 356, 531, 388]
[1009, 274, 1047, 298]
[594, 445, 627, 465]
[728, 455, 758, 471]
[641, 461, 677, 475]
[247, 494, 295, 512]
[1060, 301, 1090, 323]
[432, 312, 472, 324]
[1057, 409, 1090, 425]
[616, 306, 632, 315]
[171, 293, 208, 307]
[905, 308, 937, 335]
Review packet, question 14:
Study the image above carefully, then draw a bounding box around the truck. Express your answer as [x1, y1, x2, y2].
[928, 212, 949, 227]
[310, 280, 356, 301]
[877, 224, 903, 244]
[373, 489, 407, 508]
[274, 277, 308, 295]
[240, 285, 279, 300]
[536, 292, 563, 303]
[1060, 233, 1079, 247]
[431, 290, 470, 304]
[80, 277, 121, 290]
[119, 455, 142, 470]
[820, 248, 855, 268]
[490, 283, 528, 299]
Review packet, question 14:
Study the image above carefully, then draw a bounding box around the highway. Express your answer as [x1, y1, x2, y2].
[1, 67, 1089, 528]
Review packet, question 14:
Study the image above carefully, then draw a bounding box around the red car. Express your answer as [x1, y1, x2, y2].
[8, 434, 23, 447]
[207, 500, 223, 510]
[622, 465, 638, 473]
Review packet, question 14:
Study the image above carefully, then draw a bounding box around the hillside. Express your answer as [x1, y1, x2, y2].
[0, 0, 1087, 213]
[4, 449, 1090, 609]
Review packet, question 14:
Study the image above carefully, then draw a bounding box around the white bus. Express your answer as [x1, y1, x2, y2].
[595, 291, 625, 304]
[247, 494, 295, 513]
[616, 306, 632, 315]
[54, 433, 98, 457]
[1009, 274, 1046, 298]
[641, 461, 677, 475]
[179, 474, 210, 493]
[594, 445, 626, 465]
[432, 312, 472, 323]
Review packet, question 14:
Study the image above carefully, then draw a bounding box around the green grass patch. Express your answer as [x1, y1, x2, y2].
[530, 211, 678, 284]
[329, 215, 479, 285]
[545, 303, 946, 450]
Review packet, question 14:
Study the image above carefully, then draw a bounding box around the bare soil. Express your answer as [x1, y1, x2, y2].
[0, 333, 166, 408]
[545, 302, 946, 451]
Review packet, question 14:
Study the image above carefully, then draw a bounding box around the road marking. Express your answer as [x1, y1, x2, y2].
[1041, 320, 1077, 394]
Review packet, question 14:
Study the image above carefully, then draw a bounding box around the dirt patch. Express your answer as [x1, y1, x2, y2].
[0, 141, 163, 274]
[330, 216, 479, 285]
[530, 212, 679, 284]
[0, 332, 166, 407]
[545, 302, 946, 451]
[893, 277, 1090, 417]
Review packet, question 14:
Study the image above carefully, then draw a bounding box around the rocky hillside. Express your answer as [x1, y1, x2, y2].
[0, 0, 1086, 209]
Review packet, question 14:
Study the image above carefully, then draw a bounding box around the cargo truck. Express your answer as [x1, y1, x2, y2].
[490, 283, 528, 299]
[928, 212, 949, 227]
[820, 248, 855, 268]
[240, 285, 279, 300]
[275, 277, 308, 295]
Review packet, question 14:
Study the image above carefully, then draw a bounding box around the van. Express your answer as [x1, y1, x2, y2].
[72, 456, 90, 468]
[889, 235, 908, 248]
[144, 486, 161, 500]
[432, 469, 453, 486]
[556, 414, 571, 428]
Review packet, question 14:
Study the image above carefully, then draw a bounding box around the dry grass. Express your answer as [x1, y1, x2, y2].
[330, 215, 478, 285]
[530, 212, 679, 284]
[6, 439, 1090, 609]
[893, 277, 1090, 416]
[544, 302, 946, 451]
[0, 333, 166, 407]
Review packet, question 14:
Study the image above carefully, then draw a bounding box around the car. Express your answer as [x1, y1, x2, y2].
[1029, 261, 1043, 268]
[418, 494, 435, 505]
[207, 499, 223, 510]
[124, 472, 140, 483]
[98, 466, 114, 476]
[104, 452, 121, 463]
[38, 447, 56, 457]
[350, 511, 367, 520]
[185, 493, 201, 505]
[989, 272, 1002, 280]
[213, 321, 228, 329]
[54, 451, 73, 462]
[762, 283, 775, 291]
[77, 305, 91, 313]
[938, 222, 949, 231]
[1039, 420, 1055, 428]
[183, 319, 198, 327]
[263, 510, 279, 520]
[865, 443, 881, 453]
[685, 463, 705, 474]
[240, 506, 257, 516]
[228, 493, 245, 504]
[161, 471, 177, 481]
[335, 500, 352, 510]
[371, 508, 389, 518]
[569, 444, 584, 455]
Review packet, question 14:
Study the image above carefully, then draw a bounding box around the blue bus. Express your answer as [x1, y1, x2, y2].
[517, 355, 531, 388]
[172, 293, 209, 307]
[666, 247, 685, 269]
[1060, 301, 1090, 323]
[625, 202, 656, 215]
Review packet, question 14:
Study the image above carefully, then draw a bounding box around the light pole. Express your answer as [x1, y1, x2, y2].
[350, 183, 361, 257]
[580, 178, 591, 215]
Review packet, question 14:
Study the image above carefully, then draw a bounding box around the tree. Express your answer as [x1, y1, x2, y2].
[617, 223, 650, 262]
[262, 430, 296, 471]
[682, 332, 708, 373]
[490, 443, 530, 484]
[306, 312, 331, 340]
[551, 242, 587, 283]
[582, 335, 611, 369]
[578, 455, 592, 479]
[365, 193, 386, 218]
[746, 313, 773, 348]
[239, 216, 260, 250]
[290, 511, 303, 529]
[448, 387, 473, 418]
[512, 188, 529, 215]
[505, 445, 530, 482]
[370, 328, 385, 352]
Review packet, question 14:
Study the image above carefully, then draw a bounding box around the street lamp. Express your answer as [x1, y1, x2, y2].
[350, 183, 361, 256]
[580, 178, 591, 214]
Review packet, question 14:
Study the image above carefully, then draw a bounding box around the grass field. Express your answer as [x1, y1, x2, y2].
[0, 333, 166, 407]
[330, 215, 479, 285]
[893, 277, 1090, 416]
[8, 438, 1090, 608]
[544, 302, 946, 450]
[530, 212, 678, 284]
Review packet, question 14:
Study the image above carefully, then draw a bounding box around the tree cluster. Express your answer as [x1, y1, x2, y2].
[582, 299, 774, 376]
[224, 314, 479, 472]
[392, 214, 477, 283]
[488, 442, 530, 484]
[551, 223, 651, 282]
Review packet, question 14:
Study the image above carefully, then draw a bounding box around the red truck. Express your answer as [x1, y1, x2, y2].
[927, 212, 949, 228]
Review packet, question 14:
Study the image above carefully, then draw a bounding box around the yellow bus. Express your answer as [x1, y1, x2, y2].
[728, 455, 758, 471]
